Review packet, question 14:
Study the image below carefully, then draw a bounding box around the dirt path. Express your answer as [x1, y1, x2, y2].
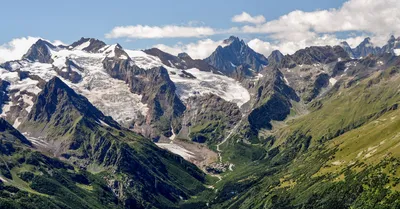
[216, 116, 244, 162]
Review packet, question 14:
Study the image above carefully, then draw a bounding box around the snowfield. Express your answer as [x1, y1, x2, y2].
[0, 43, 148, 127]
[156, 143, 195, 160]
[126, 50, 251, 107]
[1, 41, 251, 130]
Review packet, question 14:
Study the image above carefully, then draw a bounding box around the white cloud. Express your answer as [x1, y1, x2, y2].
[0, 37, 41, 63]
[238, 0, 400, 45]
[153, 39, 223, 59]
[0, 37, 67, 63]
[106, 25, 216, 39]
[232, 12, 266, 25]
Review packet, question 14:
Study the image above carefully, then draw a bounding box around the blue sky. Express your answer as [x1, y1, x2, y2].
[1, 0, 399, 61]
[2, 0, 346, 48]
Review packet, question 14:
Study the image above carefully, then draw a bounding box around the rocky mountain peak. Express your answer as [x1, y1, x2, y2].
[178, 52, 191, 59]
[352, 37, 381, 58]
[268, 50, 284, 66]
[22, 77, 119, 134]
[340, 41, 355, 58]
[22, 39, 55, 63]
[69, 37, 107, 52]
[205, 36, 268, 76]
[223, 36, 241, 46]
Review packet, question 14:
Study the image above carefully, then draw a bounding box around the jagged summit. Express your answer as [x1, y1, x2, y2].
[205, 36, 268, 75]
[267, 50, 284, 67]
[22, 39, 55, 63]
[69, 37, 107, 52]
[222, 36, 242, 46]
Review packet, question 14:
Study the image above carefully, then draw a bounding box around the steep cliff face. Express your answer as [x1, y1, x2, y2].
[247, 68, 299, 132]
[102, 54, 185, 139]
[178, 94, 242, 144]
[0, 80, 10, 114]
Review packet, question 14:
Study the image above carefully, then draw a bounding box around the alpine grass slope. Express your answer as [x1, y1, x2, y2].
[0, 34, 400, 208]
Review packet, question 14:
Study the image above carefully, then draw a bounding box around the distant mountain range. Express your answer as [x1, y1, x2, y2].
[1, 34, 400, 208]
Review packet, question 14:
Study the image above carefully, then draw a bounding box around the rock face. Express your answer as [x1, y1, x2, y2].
[144, 48, 218, 73]
[0, 80, 10, 114]
[0, 118, 32, 146]
[205, 36, 268, 76]
[353, 37, 382, 58]
[102, 53, 186, 139]
[68, 37, 107, 52]
[381, 35, 400, 54]
[248, 68, 299, 132]
[22, 39, 55, 63]
[340, 41, 356, 58]
[279, 45, 350, 68]
[340, 36, 400, 59]
[54, 58, 83, 83]
[267, 50, 285, 68]
[181, 94, 242, 144]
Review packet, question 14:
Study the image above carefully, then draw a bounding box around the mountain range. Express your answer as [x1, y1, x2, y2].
[0, 34, 400, 208]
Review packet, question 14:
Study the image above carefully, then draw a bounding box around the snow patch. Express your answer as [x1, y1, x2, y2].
[73, 40, 91, 50]
[394, 49, 400, 56]
[125, 50, 162, 70]
[156, 143, 195, 160]
[126, 51, 251, 107]
[329, 78, 337, 86]
[170, 68, 250, 107]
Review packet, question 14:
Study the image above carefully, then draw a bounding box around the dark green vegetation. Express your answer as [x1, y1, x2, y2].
[5, 77, 206, 209]
[0, 118, 121, 209]
[185, 55, 400, 208]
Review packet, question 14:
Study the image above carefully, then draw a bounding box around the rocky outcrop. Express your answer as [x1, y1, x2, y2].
[302, 73, 330, 102]
[54, 58, 83, 83]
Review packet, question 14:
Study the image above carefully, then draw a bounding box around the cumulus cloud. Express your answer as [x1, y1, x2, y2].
[238, 0, 400, 45]
[0, 37, 66, 63]
[232, 12, 266, 24]
[0, 37, 41, 63]
[153, 39, 223, 59]
[105, 25, 216, 39]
